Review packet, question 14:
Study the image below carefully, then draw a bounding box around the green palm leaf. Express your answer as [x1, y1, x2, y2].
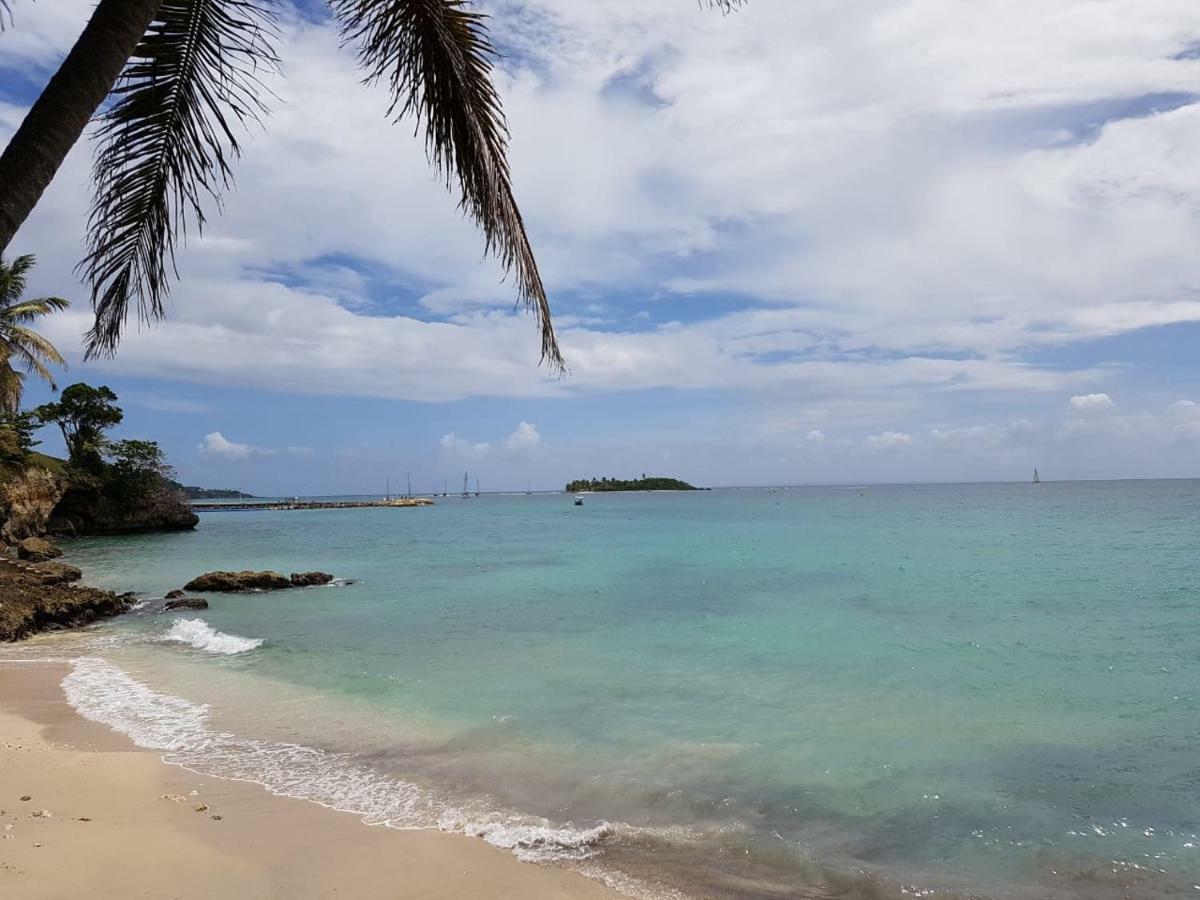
[332, 0, 566, 372]
[0, 255, 67, 413]
[79, 0, 280, 359]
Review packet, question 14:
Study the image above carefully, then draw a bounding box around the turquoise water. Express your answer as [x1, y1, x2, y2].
[19, 483, 1200, 898]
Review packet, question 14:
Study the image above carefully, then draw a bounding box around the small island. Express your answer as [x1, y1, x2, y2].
[565, 475, 699, 492]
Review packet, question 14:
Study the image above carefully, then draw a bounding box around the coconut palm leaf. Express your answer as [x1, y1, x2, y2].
[331, 0, 566, 372]
[0, 254, 67, 413]
[79, 0, 280, 358]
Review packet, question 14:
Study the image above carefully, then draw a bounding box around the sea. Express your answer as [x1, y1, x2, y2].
[3, 481, 1199, 899]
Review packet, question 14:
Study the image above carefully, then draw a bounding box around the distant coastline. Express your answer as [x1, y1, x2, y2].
[565, 476, 699, 492]
[175, 484, 256, 500]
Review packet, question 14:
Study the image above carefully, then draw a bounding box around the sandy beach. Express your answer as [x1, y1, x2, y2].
[0, 661, 621, 900]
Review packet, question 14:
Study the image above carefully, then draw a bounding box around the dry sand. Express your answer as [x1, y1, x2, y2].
[0, 661, 622, 900]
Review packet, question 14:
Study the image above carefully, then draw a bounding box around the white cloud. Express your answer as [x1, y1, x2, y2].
[805, 429, 826, 444]
[505, 421, 542, 451]
[1069, 393, 1115, 409]
[440, 433, 490, 460]
[866, 431, 915, 450]
[198, 431, 305, 459]
[199, 432, 257, 460]
[7, 0, 1200, 484]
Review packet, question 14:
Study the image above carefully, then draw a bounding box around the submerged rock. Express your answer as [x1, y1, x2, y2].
[164, 597, 208, 611]
[16, 537, 62, 562]
[184, 570, 292, 592]
[289, 571, 334, 587]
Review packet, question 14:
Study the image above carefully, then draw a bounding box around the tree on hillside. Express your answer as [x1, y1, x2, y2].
[0, 1, 743, 368]
[105, 438, 176, 499]
[0, 254, 69, 415]
[34, 383, 123, 472]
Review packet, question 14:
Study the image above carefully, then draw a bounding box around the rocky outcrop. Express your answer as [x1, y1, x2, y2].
[17, 536, 62, 562]
[183, 570, 335, 592]
[184, 570, 292, 592]
[0, 564, 133, 642]
[164, 589, 185, 599]
[45, 482, 198, 537]
[0, 467, 69, 544]
[29, 561, 83, 585]
[164, 597, 208, 611]
[290, 572, 334, 587]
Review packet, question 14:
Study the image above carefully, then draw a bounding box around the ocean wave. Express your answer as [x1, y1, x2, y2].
[60, 658, 616, 866]
[161, 619, 264, 655]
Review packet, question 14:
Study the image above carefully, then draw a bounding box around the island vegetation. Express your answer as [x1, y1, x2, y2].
[565, 475, 700, 493]
[174, 484, 255, 500]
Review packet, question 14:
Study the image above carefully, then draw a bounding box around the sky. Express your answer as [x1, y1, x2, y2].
[2, 0, 1200, 493]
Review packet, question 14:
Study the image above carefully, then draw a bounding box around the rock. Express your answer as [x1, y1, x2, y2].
[31, 562, 82, 586]
[164, 589, 185, 599]
[193, 804, 209, 812]
[16, 537, 61, 562]
[0, 566, 134, 643]
[19, 796, 30, 802]
[164, 598, 208, 611]
[45, 481, 198, 537]
[183, 571, 291, 592]
[289, 571, 334, 587]
[0, 468, 69, 544]
[30, 810, 50, 818]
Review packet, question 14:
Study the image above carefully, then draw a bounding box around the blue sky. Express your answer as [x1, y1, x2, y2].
[3, 0, 1200, 493]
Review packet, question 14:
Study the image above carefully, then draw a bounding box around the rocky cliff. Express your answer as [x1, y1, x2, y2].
[45, 482, 199, 536]
[0, 464, 198, 544]
[0, 467, 69, 544]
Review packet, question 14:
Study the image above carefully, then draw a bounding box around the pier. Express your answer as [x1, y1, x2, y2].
[191, 498, 435, 512]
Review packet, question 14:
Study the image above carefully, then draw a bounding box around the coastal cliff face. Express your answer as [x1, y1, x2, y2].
[45, 482, 199, 536]
[0, 467, 69, 543]
[0, 465, 198, 544]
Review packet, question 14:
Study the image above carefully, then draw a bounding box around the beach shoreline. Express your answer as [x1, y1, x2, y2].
[0, 660, 622, 900]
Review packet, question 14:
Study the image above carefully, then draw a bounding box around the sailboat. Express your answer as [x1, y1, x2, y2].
[462, 471, 471, 499]
[1032, 468, 1040, 484]
[475, 477, 480, 498]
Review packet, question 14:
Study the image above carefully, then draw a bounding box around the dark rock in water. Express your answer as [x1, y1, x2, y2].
[289, 572, 334, 587]
[164, 589, 185, 599]
[17, 537, 62, 562]
[0, 568, 134, 642]
[164, 597, 209, 611]
[30, 561, 83, 585]
[184, 570, 291, 592]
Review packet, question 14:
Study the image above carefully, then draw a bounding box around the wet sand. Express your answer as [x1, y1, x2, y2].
[0, 661, 621, 900]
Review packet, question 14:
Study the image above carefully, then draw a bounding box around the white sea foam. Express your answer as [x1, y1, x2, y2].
[60, 658, 615, 866]
[161, 618, 264, 655]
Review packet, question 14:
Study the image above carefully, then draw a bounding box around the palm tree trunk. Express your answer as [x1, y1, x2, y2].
[0, 0, 162, 254]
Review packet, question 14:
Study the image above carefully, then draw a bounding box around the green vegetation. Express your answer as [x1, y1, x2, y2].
[565, 475, 699, 493]
[172, 484, 254, 500]
[0, 254, 68, 414]
[34, 383, 122, 474]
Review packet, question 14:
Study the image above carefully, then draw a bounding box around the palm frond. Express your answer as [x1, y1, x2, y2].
[0, 254, 34, 305]
[0, 1, 13, 32]
[1, 296, 70, 320]
[79, 0, 279, 358]
[332, 0, 564, 372]
[4, 323, 66, 367]
[0, 362, 25, 416]
[4, 339, 58, 387]
[703, 0, 747, 10]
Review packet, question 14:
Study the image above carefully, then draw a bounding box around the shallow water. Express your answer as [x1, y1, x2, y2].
[9, 482, 1200, 898]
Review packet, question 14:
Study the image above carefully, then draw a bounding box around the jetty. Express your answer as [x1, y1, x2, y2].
[191, 498, 434, 512]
